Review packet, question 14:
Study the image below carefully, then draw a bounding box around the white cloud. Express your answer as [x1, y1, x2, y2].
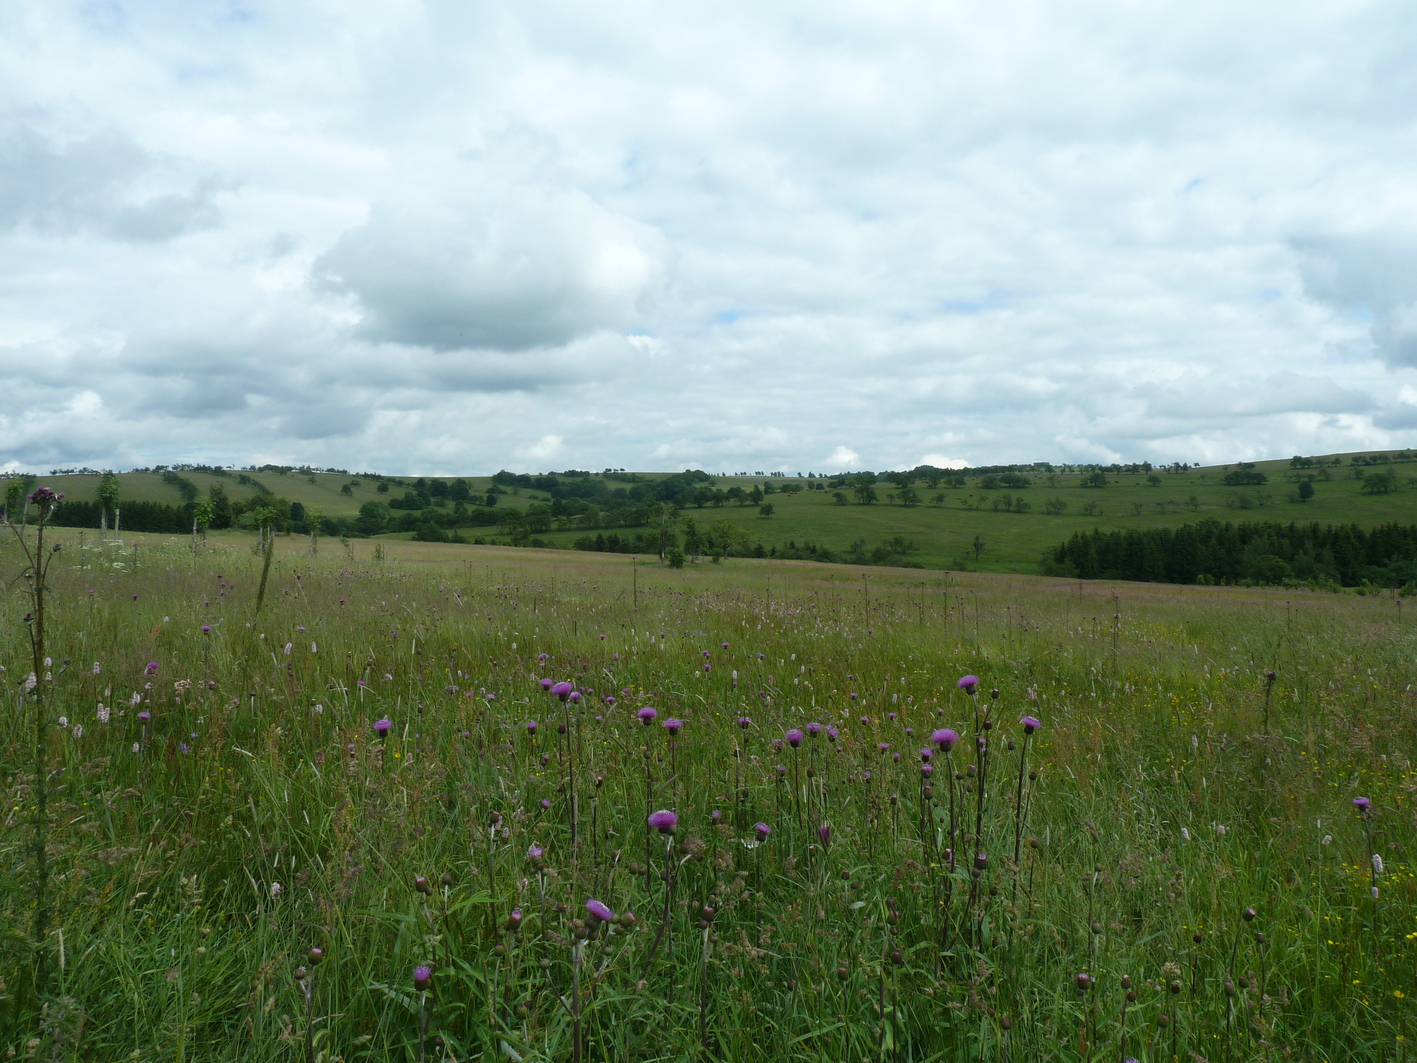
[516, 434, 565, 464]
[3, 0, 1417, 472]
[917, 453, 968, 469]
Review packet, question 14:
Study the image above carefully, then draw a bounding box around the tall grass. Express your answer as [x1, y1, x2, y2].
[1, 534, 1413, 1060]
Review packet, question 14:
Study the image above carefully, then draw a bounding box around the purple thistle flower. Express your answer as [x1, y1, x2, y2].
[526, 846, 544, 862]
[638, 707, 658, 724]
[603, 695, 616, 706]
[551, 681, 574, 701]
[663, 717, 683, 735]
[138, 711, 151, 722]
[817, 824, 830, 844]
[921, 763, 934, 776]
[374, 718, 391, 736]
[957, 675, 979, 693]
[920, 748, 932, 761]
[754, 822, 771, 840]
[1021, 716, 1042, 735]
[877, 742, 889, 753]
[826, 726, 839, 741]
[541, 798, 552, 810]
[711, 810, 722, 822]
[1353, 796, 1371, 810]
[722, 642, 729, 649]
[586, 898, 614, 924]
[568, 690, 582, 703]
[201, 625, 211, 633]
[414, 965, 432, 990]
[144, 661, 159, 676]
[737, 716, 752, 729]
[785, 728, 804, 748]
[540, 678, 554, 691]
[931, 728, 958, 750]
[526, 720, 538, 733]
[648, 809, 679, 834]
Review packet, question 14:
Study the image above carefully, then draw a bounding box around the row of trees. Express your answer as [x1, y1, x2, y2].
[1043, 518, 1417, 587]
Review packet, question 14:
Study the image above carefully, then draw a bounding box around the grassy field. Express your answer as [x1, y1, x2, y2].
[17, 451, 1417, 574]
[1, 521, 1413, 1060]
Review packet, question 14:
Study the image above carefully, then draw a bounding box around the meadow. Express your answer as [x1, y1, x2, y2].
[2, 517, 1414, 1061]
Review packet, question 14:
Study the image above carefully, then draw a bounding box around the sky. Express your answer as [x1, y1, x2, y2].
[3, 0, 1417, 476]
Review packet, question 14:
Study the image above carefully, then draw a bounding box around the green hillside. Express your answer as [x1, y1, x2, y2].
[11, 451, 1417, 575]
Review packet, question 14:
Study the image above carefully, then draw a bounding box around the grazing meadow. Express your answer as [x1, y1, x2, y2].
[2, 519, 1414, 1061]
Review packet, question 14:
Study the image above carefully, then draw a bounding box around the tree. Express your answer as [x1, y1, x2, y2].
[1146, 474, 1163, 487]
[972, 534, 986, 560]
[852, 476, 878, 505]
[208, 483, 234, 529]
[1298, 479, 1315, 502]
[191, 497, 214, 548]
[1080, 470, 1108, 488]
[896, 486, 921, 507]
[748, 485, 764, 505]
[97, 472, 121, 536]
[832, 492, 848, 506]
[377, 481, 390, 493]
[758, 503, 774, 517]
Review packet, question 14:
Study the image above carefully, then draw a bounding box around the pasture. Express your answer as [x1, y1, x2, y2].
[1, 524, 1413, 1060]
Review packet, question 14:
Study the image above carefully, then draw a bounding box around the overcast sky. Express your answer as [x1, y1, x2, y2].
[3, 0, 1417, 475]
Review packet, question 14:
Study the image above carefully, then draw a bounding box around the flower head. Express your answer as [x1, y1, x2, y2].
[957, 675, 979, 694]
[648, 809, 679, 834]
[663, 717, 683, 735]
[540, 678, 553, 691]
[785, 728, 804, 748]
[551, 681, 574, 701]
[1352, 796, 1371, 810]
[736, 716, 752, 730]
[374, 718, 392, 736]
[754, 822, 771, 840]
[638, 707, 658, 724]
[931, 728, 958, 750]
[144, 661, 159, 676]
[526, 720, 538, 733]
[414, 965, 432, 990]
[817, 824, 830, 844]
[585, 898, 614, 924]
[1020, 716, 1041, 735]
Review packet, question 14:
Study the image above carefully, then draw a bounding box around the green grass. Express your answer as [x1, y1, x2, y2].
[1, 526, 1414, 1060]
[25, 452, 1417, 573]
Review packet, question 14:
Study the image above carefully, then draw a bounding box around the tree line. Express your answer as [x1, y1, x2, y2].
[1043, 518, 1417, 588]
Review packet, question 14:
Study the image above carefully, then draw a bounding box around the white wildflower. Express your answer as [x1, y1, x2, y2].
[1321, 835, 1332, 845]
[310, 642, 317, 653]
[93, 662, 101, 674]
[1217, 824, 1227, 835]
[283, 643, 292, 655]
[72, 724, 83, 739]
[314, 703, 323, 714]
[132, 742, 140, 753]
[130, 692, 142, 706]
[1180, 827, 1190, 841]
[97, 704, 110, 723]
[1372, 853, 1384, 875]
[57, 716, 68, 728]
[1371, 886, 1379, 899]
[44, 657, 51, 667]
[270, 882, 283, 900]
[24, 673, 37, 691]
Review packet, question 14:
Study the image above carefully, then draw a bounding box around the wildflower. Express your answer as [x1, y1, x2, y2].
[585, 898, 614, 925]
[1020, 715, 1041, 735]
[540, 678, 554, 690]
[737, 716, 752, 729]
[826, 726, 839, 741]
[1075, 972, 1091, 991]
[271, 882, 283, 900]
[958, 675, 979, 694]
[93, 661, 102, 673]
[638, 707, 658, 724]
[1352, 796, 1371, 811]
[786, 729, 804, 747]
[526, 720, 538, 734]
[414, 965, 432, 991]
[1321, 834, 1332, 845]
[568, 690, 582, 702]
[1181, 827, 1190, 841]
[649, 809, 679, 834]
[72, 724, 83, 739]
[754, 822, 771, 840]
[806, 722, 823, 738]
[818, 824, 830, 844]
[541, 798, 552, 810]
[144, 661, 159, 676]
[138, 711, 151, 722]
[551, 681, 573, 700]
[1372, 853, 1384, 874]
[931, 728, 958, 750]
[57, 716, 67, 727]
[374, 718, 392, 737]
[663, 717, 683, 735]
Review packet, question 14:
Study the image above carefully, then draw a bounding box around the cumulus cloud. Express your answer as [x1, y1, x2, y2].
[2, 0, 1417, 473]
